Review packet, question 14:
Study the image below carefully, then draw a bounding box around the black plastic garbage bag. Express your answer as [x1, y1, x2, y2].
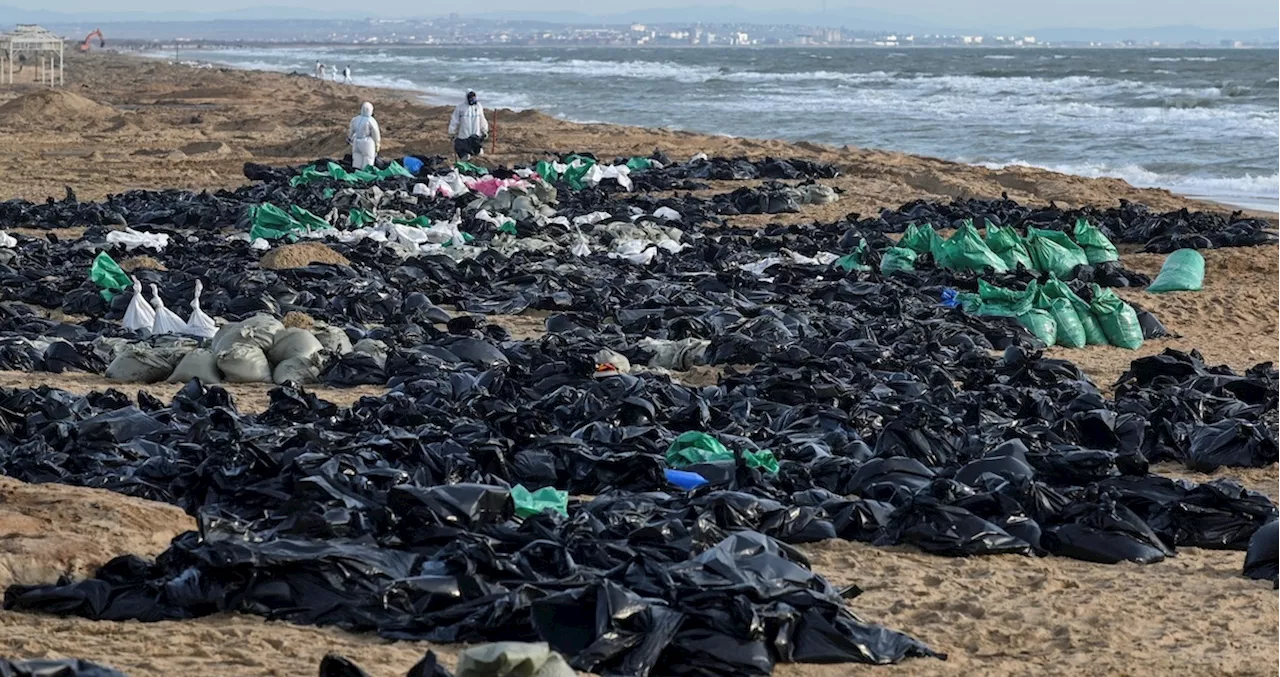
[1043, 496, 1175, 564]
[880, 493, 1034, 557]
[532, 582, 680, 677]
[1243, 520, 1278, 582]
[1186, 420, 1279, 471]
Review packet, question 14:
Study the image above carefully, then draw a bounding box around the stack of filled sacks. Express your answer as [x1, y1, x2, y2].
[104, 313, 384, 385]
[947, 277, 1146, 350]
[882, 218, 1119, 276]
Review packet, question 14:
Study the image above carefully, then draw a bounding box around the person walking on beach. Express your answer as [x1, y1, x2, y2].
[448, 91, 489, 160]
[315, 61, 323, 78]
[347, 101, 381, 169]
[342, 65, 352, 84]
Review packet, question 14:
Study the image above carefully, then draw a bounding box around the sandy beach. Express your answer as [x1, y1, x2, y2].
[0, 51, 1275, 677]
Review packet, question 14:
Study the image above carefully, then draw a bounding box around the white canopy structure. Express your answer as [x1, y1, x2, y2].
[0, 25, 65, 86]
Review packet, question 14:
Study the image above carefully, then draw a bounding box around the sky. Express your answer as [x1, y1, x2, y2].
[23, 0, 1280, 30]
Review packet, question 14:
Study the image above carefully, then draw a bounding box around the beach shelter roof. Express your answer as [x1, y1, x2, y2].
[0, 24, 65, 86]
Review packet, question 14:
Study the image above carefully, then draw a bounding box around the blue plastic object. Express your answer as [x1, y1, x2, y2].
[664, 468, 709, 491]
[941, 288, 961, 308]
[402, 156, 425, 175]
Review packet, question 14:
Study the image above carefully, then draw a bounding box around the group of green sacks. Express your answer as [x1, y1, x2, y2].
[288, 161, 415, 187]
[955, 276, 1144, 349]
[247, 203, 333, 242]
[665, 431, 779, 474]
[508, 431, 777, 519]
[881, 218, 1118, 277]
[533, 155, 653, 191]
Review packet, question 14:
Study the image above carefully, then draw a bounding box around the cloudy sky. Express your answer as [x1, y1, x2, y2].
[24, 0, 1278, 29]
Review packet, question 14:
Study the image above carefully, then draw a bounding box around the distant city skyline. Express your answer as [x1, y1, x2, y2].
[10, 0, 1278, 32]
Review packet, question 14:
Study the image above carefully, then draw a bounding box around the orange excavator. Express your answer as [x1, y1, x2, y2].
[79, 29, 105, 52]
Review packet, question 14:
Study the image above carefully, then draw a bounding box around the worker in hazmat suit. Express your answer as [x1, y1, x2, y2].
[448, 91, 489, 160]
[347, 102, 381, 170]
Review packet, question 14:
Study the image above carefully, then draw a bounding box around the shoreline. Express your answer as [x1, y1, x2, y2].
[0, 50, 1274, 224]
[135, 45, 1280, 216]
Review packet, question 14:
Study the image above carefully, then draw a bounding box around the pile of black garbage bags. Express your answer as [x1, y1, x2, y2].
[0, 155, 1274, 676]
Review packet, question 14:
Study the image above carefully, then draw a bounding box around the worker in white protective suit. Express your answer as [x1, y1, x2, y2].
[447, 91, 489, 160]
[347, 102, 382, 169]
[342, 65, 352, 83]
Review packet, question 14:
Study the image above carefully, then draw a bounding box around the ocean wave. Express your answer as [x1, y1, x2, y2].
[974, 159, 1279, 207]
[983, 55, 1017, 60]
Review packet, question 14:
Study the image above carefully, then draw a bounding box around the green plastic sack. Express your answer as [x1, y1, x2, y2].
[454, 160, 489, 176]
[288, 205, 330, 231]
[1046, 297, 1087, 348]
[743, 449, 779, 474]
[393, 215, 432, 228]
[835, 239, 870, 272]
[1090, 284, 1144, 350]
[984, 220, 1035, 271]
[899, 224, 941, 255]
[1017, 308, 1058, 346]
[1146, 249, 1205, 293]
[625, 157, 654, 172]
[348, 209, 376, 227]
[1072, 218, 1119, 264]
[561, 156, 597, 190]
[666, 431, 732, 467]
[879, 247, 917, 275]
[936, 221, 1009, 273]
[90, 252, 130, 301]
[510, 485, 568, 518]
[1040, 276, 1108, 345]
[535, 160, 558, 183]
[1027, 227, 1089, 277]
[973, 279, 1034, 317]
[247, 203, 301, 241]
[376, 161, 415, 180]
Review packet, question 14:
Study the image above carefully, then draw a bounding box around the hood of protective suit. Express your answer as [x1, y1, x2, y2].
[360, 102, 374, 116]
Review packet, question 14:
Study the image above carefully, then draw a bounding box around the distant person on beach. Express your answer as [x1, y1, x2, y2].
[343, 66, 351, 84]
[347, 101, 381, 169]
[314, 61, 322, 78]
[448, 91, 489, 160]
[318, 63, 327, 80]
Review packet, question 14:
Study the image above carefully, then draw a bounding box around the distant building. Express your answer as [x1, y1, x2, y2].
[1023, 36, 1036, 44]
[730, 31, 749, 45]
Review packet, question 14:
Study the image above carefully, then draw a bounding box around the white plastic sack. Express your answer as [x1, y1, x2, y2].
[122, 276, 156, 333]
[638, 337, 710, 371]
[106, 344, 189, 383]
[166, 349, 222, 384]
[570, 234, 591, 257]
[272, 354, 322, 385]
[312, 324, 353, 355]
[608, 240, 657, 266]
[572, 211, 612, 226]
[216, 344, 272, 383]
[183, 280, 217, 339]
[584, 163, 633, 191]
[0, 231, 15, 248]
[653, 207, 682, 221]
[691, 152, 708, 162]
[352, 338, 388, 368]
[107, 228, 170, 252]
[150, 284, 187, 336]
[211, 314, 283, 353]
[267, 328, 324, 364]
